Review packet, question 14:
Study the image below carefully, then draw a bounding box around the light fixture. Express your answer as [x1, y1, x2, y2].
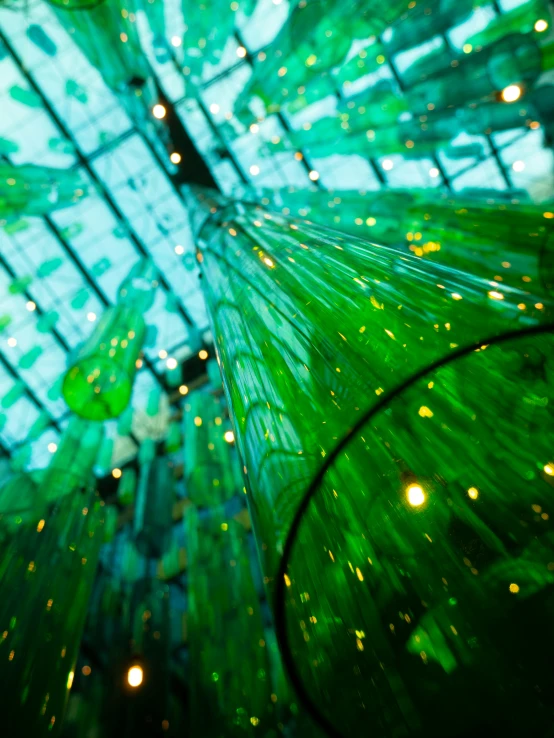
[166, 357, 178, 370]
[152, 104, 166, 119]
[224, 430, 235, 443]
[48, 442, 58, 453]
[209, 103, 220, 114]
[250, 165, 260, 176]
[467, 487, 479, 500]
[158, 349, 168, 359]
[127, 664, 144, 688]
[112, 468, 122, 479]
[429, 167, 440, 178]
[512, 160, 525, 172]
[198, 349, 208, 360]
[7, 337, 17, 347]
[26, 301, 36, 311]
[170, 152, 181, 164]
[87, 312, 96, 322]
[171, 35, 182, 47]
[179, 384, 189, 395]
[237, 46, 247, 58]
[309, 170, 320, 181]
[406, 483, 425, 507]
[501, 84, 522, 103]
[382, 159, 394, 171]
[174, 244, 184, 255]
[534, 18, 548, 32]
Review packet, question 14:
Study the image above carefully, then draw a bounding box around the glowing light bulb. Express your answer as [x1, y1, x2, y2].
[174, 244, 184, 255]
[198, 349, 208, 360]
[166, 357, 178, 370]
[170, 152, 181, 164]
[26, 301, 36, 311]
[467, 487, 479, 500]
[127, 665, 143, 688]
[382, 159, 394, 171]
[152, 104, 166, 119]
[406, 483, 425, 507]
[501, 84, 522, 103]
[309, 170, 320, 181]
[171, 35, 182, 47]
[237, 46, 247, 58]
[250, 164, 260, 176]
[209, 103, 220, 114]
[429, 167, 439, 178]
[512, 160, 525, 172]
[48, 442, 57, 453]
[158, 349, 168, 359]
[224, 430, 235, 443]
[112, 468, 122, 479]
[179, 384, 189, 395]
[543, 464, 554, 476]
[7, 337, 17, 347]
[87, 312, 96, 322]
[534, 19, 548, 32]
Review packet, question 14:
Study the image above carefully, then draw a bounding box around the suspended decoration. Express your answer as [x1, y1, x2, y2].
[186, 505, 275, 737]
[133, 454, 175, 559]
[0, 163, 88, 218]
[254, 187, 554, 293]
[191, 189, 554, 737]
[183, 388, 240, 507]
[62, 259, 158, 421]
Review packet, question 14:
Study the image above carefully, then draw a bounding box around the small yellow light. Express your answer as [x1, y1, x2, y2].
[305, 54, 317, 66]
[209, 103, 220, 114]
[224, 430, 235, 443]
[171, 35, 182, 47]
[7, 337, 17, 347]
[382, 159, 394, 171]
[308, 170, 319, 181]
[152, 104, 166, 119]
[194, 416, 202, 427]
[112, 468, 122, 479]
[463, 43, 473, 54]
[487, 290, 504, 300]
[170, 152, 181, 164]
[543, 464, 554, 476]
[509, 583, 520, 594]
[48, 442, 57, 453]
[263, 257, 274, 267]
[501, 84, 522, 103]
[26, 301, 36, 311]
[468, 487, 479, 500]
[250, 164, 260, 176]
[82, 665, 91, 676]
[250, 123, 259, 133]
[534, 18, 548, 32]
[198, 349, 208, 360]
[174, 244, 184, 255]
[67, 671, 74, 690]
[406, 483, 425, 507]
[158, 349, 168, 359]
[179, 385, 189, 395]
[127, 665, 143, 688]
[237, 46, 247, 58]
[166, 357, 178, 370]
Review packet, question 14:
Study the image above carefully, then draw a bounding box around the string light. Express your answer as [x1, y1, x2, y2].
[468, 487, 479, 500]
[48, 442, 57, 453]
[382, 159, 394, 171]
[166, 357, 178, 370]
[170, 152, 182, 164]
[429, 167, 439, 178]
[112, 468, 122, 479]
[308, 170, 320, 181]
[534, 18, 548, 32]
[7, 337, 17, 347]
[198, 349, 208, 360]
[174, 244, 184, 255]
[127, 665, 143, 688]
[501, 84, 522, 103]
[171, 36, 182, 47]
[179, 384, 189, 395]
[250, 165, 260, 176]
[512, 160, 525, 172]
[406, 483, 425, 507]
[224, 430, 235, 443]
[237, 46, 247, 58]
[26, 301, 36, 311]
[87, 312, 96, 322]
[209, 103, 220, 114]
[158, 349, 168, 359]
[152, 104, 166, 119]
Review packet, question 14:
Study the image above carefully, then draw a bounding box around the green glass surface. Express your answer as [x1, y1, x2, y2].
[183, 388, 239, 506]
[133, 456, 175, 559]
[186, 505, 275, 736]
[192, 191, 554, 737]
[254, 187, 554, 294]
[0, 163, 87, 218]
[117, 467, 137, 506]
[63, 260, 157, 420]
[0, 480, 105, 737]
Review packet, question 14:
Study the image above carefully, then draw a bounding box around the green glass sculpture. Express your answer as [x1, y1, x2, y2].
[191, 190, 554, 737]
[186, 505, 275, 737]
[133, 456, 175, 559]
[183, 389, 239, 506]
[62, 259, 157, 421]
[0, 163, 87, 218]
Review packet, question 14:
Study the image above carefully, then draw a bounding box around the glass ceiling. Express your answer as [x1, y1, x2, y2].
[0, 0, 552, 472]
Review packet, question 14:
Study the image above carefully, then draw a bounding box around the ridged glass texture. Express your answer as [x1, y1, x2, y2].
[195, 194, 554, 737]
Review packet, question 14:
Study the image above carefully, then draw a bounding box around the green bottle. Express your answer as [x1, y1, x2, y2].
[63, 259, 157, 421]
[133, 456, 175, 558]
